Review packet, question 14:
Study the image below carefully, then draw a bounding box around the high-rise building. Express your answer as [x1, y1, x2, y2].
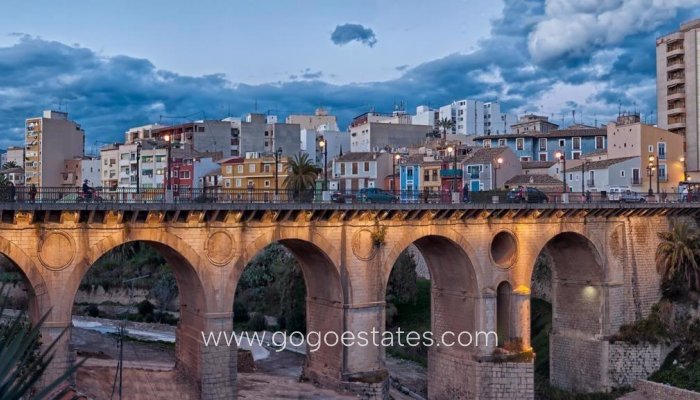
[25, 110, 85, 187]
[438, 100, 517, 139]
[656, 18, 700, 170]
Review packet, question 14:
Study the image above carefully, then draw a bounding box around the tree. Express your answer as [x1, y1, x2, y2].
[438, 117, 454, 140]
[150, 266, 178, 315]
[0, 285, 83, 399]
[2, 161, 18, 170]
[386, 250, 418, 305]
[284, 153, 317, 201]
[656, 221, 700, 296]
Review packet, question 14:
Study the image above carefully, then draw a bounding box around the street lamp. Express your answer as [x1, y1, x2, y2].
[649, 154, 660, 194]
[319, 138, 328, 191]
[393, 153, 401, 194]
[446, 146, 455, 192]
[163, 135, 172, 200]
[494, 157, 503, 190]
[647, 159, 655, 195]
[555, 150, 567, 193]
[681, 156, 687, 182]
[274, 147, 282, 197]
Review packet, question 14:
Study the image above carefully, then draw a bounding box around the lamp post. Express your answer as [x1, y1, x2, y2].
[274, 147, 282, 198]
[649, 154, 660, 194]
[163, 134, 172, 201]
[319, 139, 328, 191]
[494, 157, 503, 190]
[647, 160, 655, 195]
[393, 153, 401, 194]
[681, 156, 687, 182]
[135, 142, 141, 195]
[555, 150, 567, 193]
[446, 146, 455, 193]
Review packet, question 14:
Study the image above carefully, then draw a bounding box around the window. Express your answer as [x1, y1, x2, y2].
[180, 171, 190, 179]
[569, 173, 574, 181]
[406, 166, 414, 179]
[520, 156, 530, 162]
[539, 138, 547, 151]
[364, 162, 370, 172]
[539, 153, 547, 161]
[595, 136, 604, 149]
[248, 163, 255, 173]
[658, 164, 667, 179]
[483, 139, 492, 148]
[572, 151, 581, 160]
[648, 145, 654, 152]
[155, 155, 166, 163]
[424, 171, 430, 182]
[225, 179, 231, 188]
[620, 170, 625, 177]
[573, 137, 581, 150]
[156, 169, 164, 175]
[516, 138, 524, 151]
[340, 163, 346, 175]
[352, 163, 358, 174]
[658, 142, 667, 160]
[235, 178, 242, 187]
[559, 139, 565, 147]
[237, 165, 244, 173]
[264, 180, 270, 187]
[247, 180, 254, 187]
[172, 170, 178, 178]
[264, 164, 271, 173]
[498, 139, 507, 147]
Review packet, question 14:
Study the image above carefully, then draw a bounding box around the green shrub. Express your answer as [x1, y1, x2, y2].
[233, 301, 250, 323]
[136, 300, 155, 317]
[248, 313, 267, 332]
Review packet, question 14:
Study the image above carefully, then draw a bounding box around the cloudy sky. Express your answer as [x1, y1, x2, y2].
[0, 0, 699, 149]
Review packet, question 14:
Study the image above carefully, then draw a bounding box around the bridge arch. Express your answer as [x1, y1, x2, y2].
[529, 230, 609, 392]
[233, 231, 345, 385]
[0, 234, 49, 324]
[68, 229, 211, 395]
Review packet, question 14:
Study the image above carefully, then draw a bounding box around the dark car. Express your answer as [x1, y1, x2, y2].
[506, 186, 549, 203]
[357, 188, 398, 203]
[331, 191, 356, 203]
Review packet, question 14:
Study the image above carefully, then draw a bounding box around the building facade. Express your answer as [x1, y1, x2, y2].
[219, 154, 290, 198]
[285, 108, 339, 131]
[656, 18, 700, 170]
[472, 127, 607, 162]
[349, 122, 431, 152]
[438, 100, 517, 138]
[331, 152, 392, 191]
[4, 146, 24, 167]
[25, 110, 85, 187]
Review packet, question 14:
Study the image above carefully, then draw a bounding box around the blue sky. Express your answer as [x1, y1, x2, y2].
[0, 0, 699, 149]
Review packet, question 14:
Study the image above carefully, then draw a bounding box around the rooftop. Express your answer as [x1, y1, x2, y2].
[568, 156, 639, 172]
[506, 174, 563, 186]
[521, 161, 556, 169]
[462, 147, 508, 164]
[473, 127, 606, 140]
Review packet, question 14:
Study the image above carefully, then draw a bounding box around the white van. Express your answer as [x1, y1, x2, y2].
[607, 186, 631, 202]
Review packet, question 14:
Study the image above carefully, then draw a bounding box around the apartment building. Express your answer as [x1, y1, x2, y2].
[438, 100, 517, 138]
[331, 152, 393, 191]
[349, 112, 432, 152]
[61, 157, 101, 187]
[3, 146, 24, 167]
[285, 108, 339, 131]
[657, 18, 700, 170]
[25, 110, 85, 187]
[219, 154, 290, 199]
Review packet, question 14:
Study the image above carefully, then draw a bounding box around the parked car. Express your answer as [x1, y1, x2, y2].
[607, 186, 632, 202]
[614, 190, 646, 203]
[331, 191, 356, 204]
[506, 186, 549, 203]
[357, 188, 398, 203]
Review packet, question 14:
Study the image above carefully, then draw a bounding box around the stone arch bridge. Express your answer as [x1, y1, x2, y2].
[1, 202, 697, 399]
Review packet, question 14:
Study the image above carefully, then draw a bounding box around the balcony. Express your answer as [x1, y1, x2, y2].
[668, 121, 687, 130]
[667, 91, 685, 101]
[631, 177, 643, 185]
[668, 106, 686, 116]
[666, 47, 685, 57]
[586, 179, 595, 187]
[666, 60, 685, 72]
[667, 77, 685, 87]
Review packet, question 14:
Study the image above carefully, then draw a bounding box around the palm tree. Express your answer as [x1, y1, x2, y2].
[656, 221, 700, 294]
[1, 161, 18, 170]
[438, 117, 454, 141]
[284, 153, 318, 201]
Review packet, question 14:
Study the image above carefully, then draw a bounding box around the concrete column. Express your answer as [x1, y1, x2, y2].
[512, 286, 532, 350]
[197, 313, 236, 400]
[38, 321, 75, 392]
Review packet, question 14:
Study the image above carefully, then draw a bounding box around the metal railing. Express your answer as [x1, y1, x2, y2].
[0, 186, 697, 205]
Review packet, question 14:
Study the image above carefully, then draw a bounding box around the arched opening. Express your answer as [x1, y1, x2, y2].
[530, 232, 606, 394]
[384, 235, 480, 399]
[69, 240, 207, 399]
[232, 239, 344, 397]
[496, 281, 512, 347]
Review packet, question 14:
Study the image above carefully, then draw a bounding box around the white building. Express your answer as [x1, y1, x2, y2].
[438, 100, 517, 139]
[4, 146, 24, 167]
[412, 105, 439, 129]
[331, 152, 393, 191]
[301, 125, 350, 167]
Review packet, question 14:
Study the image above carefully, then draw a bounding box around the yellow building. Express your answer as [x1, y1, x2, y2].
[219, 155, 290, 201]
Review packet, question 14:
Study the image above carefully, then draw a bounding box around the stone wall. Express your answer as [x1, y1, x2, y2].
[636, 380, 700, 400]
[607, 342, 668, 387]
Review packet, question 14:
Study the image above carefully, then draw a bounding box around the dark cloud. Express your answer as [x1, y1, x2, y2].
[395, 65, 409, 72]
[330, 23, 377, 47]
[1, 2, 698, 149]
